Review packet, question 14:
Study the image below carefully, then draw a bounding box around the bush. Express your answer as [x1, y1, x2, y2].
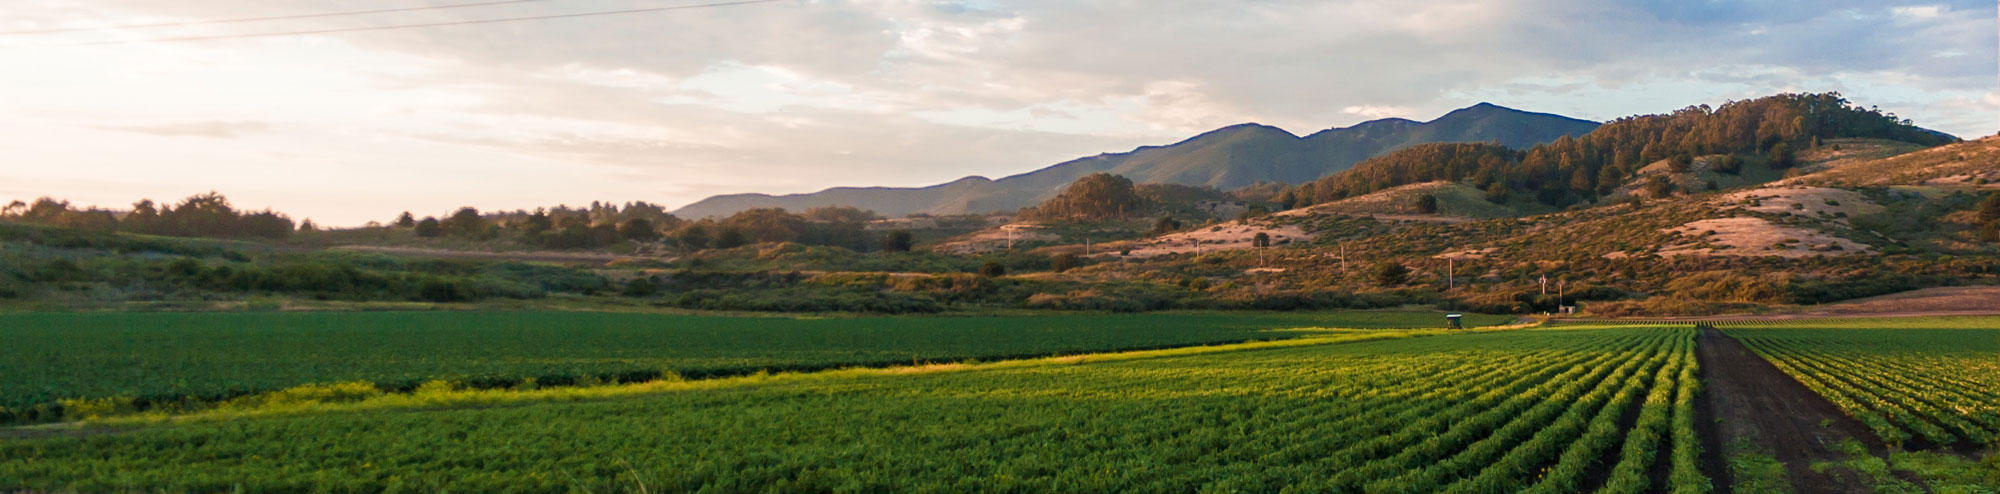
[882, 230, 914, 253]
[1415, 194, 1439, 214]
[1051, 253, 1080, 273]
[622, 278, 658, 297]
[414, 218, 443, 238]
[977, 261, 1006, 278]
[1665, 271, 1786, 304]
[1373, 262, 1409, 287]
[418, 279, 469, 302]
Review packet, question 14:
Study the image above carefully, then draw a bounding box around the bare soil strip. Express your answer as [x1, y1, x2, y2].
[1697, 326, 1881, 493]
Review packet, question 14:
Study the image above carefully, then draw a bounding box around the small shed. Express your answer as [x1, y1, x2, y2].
[1445, 313, 1463, 329]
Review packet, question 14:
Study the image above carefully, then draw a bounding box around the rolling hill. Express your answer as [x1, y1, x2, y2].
[672, 103, 1599, 219]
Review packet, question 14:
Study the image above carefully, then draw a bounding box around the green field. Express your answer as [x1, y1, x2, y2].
[0, 326, 1701, 492]
[1727, 318, 2000, 448]
[0, 310, 1509, 423]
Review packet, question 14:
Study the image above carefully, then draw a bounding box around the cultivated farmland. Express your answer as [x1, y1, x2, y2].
[1727, 318, 2000, 449]
[0, 310, 1508, 423]
[1, 327, 1701, 492]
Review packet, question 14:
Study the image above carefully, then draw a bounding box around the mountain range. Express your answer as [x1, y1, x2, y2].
[672, 103, 1601, 219]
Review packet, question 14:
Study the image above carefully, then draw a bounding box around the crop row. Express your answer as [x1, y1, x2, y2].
[3, 327, 1705, 492]
[1, 311, 1418, 423]
[1731, 327, 2000, 448]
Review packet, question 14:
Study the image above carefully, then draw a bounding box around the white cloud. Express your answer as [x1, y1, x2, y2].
[1341, 105, 1412, 120]
[1891, 5, 1945, 20]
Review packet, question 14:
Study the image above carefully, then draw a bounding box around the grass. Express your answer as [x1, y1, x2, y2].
[1, 326, 1697, 492]
[0, 310, 1507, 423]
[1812, 440, 2000, 494]
[1726, 438, 1791, 494]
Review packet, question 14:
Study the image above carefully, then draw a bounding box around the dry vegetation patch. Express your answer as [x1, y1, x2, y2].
[1659, 217, 1869, 258]
[932, 223, 1060, 254]
[1107, 221, 1309, 258]
[1790, 137, 2000, 188]
[1275, 181, 1523, 222]
[1716, 186, 1883, 223]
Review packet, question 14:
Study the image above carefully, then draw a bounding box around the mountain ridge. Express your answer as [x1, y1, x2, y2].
[672, 103, 1600, 218]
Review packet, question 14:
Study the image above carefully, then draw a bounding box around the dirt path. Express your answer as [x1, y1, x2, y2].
[1697, 326, 1881, 493]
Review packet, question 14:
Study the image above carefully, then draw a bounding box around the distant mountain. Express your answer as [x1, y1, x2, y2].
[672, 103, 1600, 218]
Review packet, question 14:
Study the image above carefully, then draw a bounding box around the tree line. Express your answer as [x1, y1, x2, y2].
[391, 202, 892, 252]
[1, 192, 297, 240]
[1288, 92, 1957, 208]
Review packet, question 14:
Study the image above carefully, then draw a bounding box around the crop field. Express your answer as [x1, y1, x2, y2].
[0, 310, 1508, 423]
[1727, 318, 2000, 449]
[0, 326, 1703, 492]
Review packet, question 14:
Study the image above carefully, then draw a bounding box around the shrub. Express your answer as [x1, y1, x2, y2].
[622, 278, 658, 297]
[1372, 262, 1409, 287]
[1415, 194, 1440, 214]
[977, 261, 1006, 278]
[1051, 253, 1080, 273]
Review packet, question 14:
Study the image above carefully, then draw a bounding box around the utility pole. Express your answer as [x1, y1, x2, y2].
[1558, 280, 1566, 314]
[1447, 258, 1454, 290]
[1540, 274, 1548, 295]
[1340, 243, 1348, 271]
[1005, 226, 1013, 251]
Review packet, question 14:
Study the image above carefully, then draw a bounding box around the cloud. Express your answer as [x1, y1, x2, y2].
[5, 0, 1998, 225]
[1891, 5, 1946, 20]
[90, 120, 272, 138]
[1342, 105, 1412, 120]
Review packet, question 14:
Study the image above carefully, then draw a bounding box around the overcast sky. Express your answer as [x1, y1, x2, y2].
[3, 0, 1995, 225]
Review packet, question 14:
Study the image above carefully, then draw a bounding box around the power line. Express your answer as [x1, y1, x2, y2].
[29, 0, 783, 48]
[0, 0, 546, 36]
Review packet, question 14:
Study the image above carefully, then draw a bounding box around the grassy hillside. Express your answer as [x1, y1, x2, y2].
[1302, 181, 1555, 220]
[674, 103, 1597, 218]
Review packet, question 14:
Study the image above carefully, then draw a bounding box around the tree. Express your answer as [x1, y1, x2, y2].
[167, 192, 237, 237]
[414, 217, 443, 237]
[393, 212, 416, 228]
[1274, 187, 1299, 210]
[1569, 167, 1595, 193]
[882, 230, 914, 253]
[622, 278, 657, 297]
[1151, 216, 1182, 235]
[618, 218, 659, 241]
[714, 227, 747, 249]
[1485, 183, 1509, 204]
[675, 224, 711, 250]
[443, 207, 486, 238]
[719, 208, 805, 244]
[1025, 173, 1144, 221]
[124, 200, 161, 233]
[1978, 193, 2000, 225]
[1252, 232, 1271, 248]
[1768, 142, 1796, 169]
[1373, 262, 1409, 287]
[1644, 176, 1676, 198]
[1051, 253, 1079, 272]
[977, 260, 1006, 277]
[239, 211, 294, 239]
[1711, 155, 1741, 175]
[1414, 194, 1439, 214]
[1669, 154, 1693, 173]
[520, 209, 554, 236]
[297, 219, 317, 232]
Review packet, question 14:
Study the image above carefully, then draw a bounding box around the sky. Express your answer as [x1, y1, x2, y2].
[2, 0, 1995, 226]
